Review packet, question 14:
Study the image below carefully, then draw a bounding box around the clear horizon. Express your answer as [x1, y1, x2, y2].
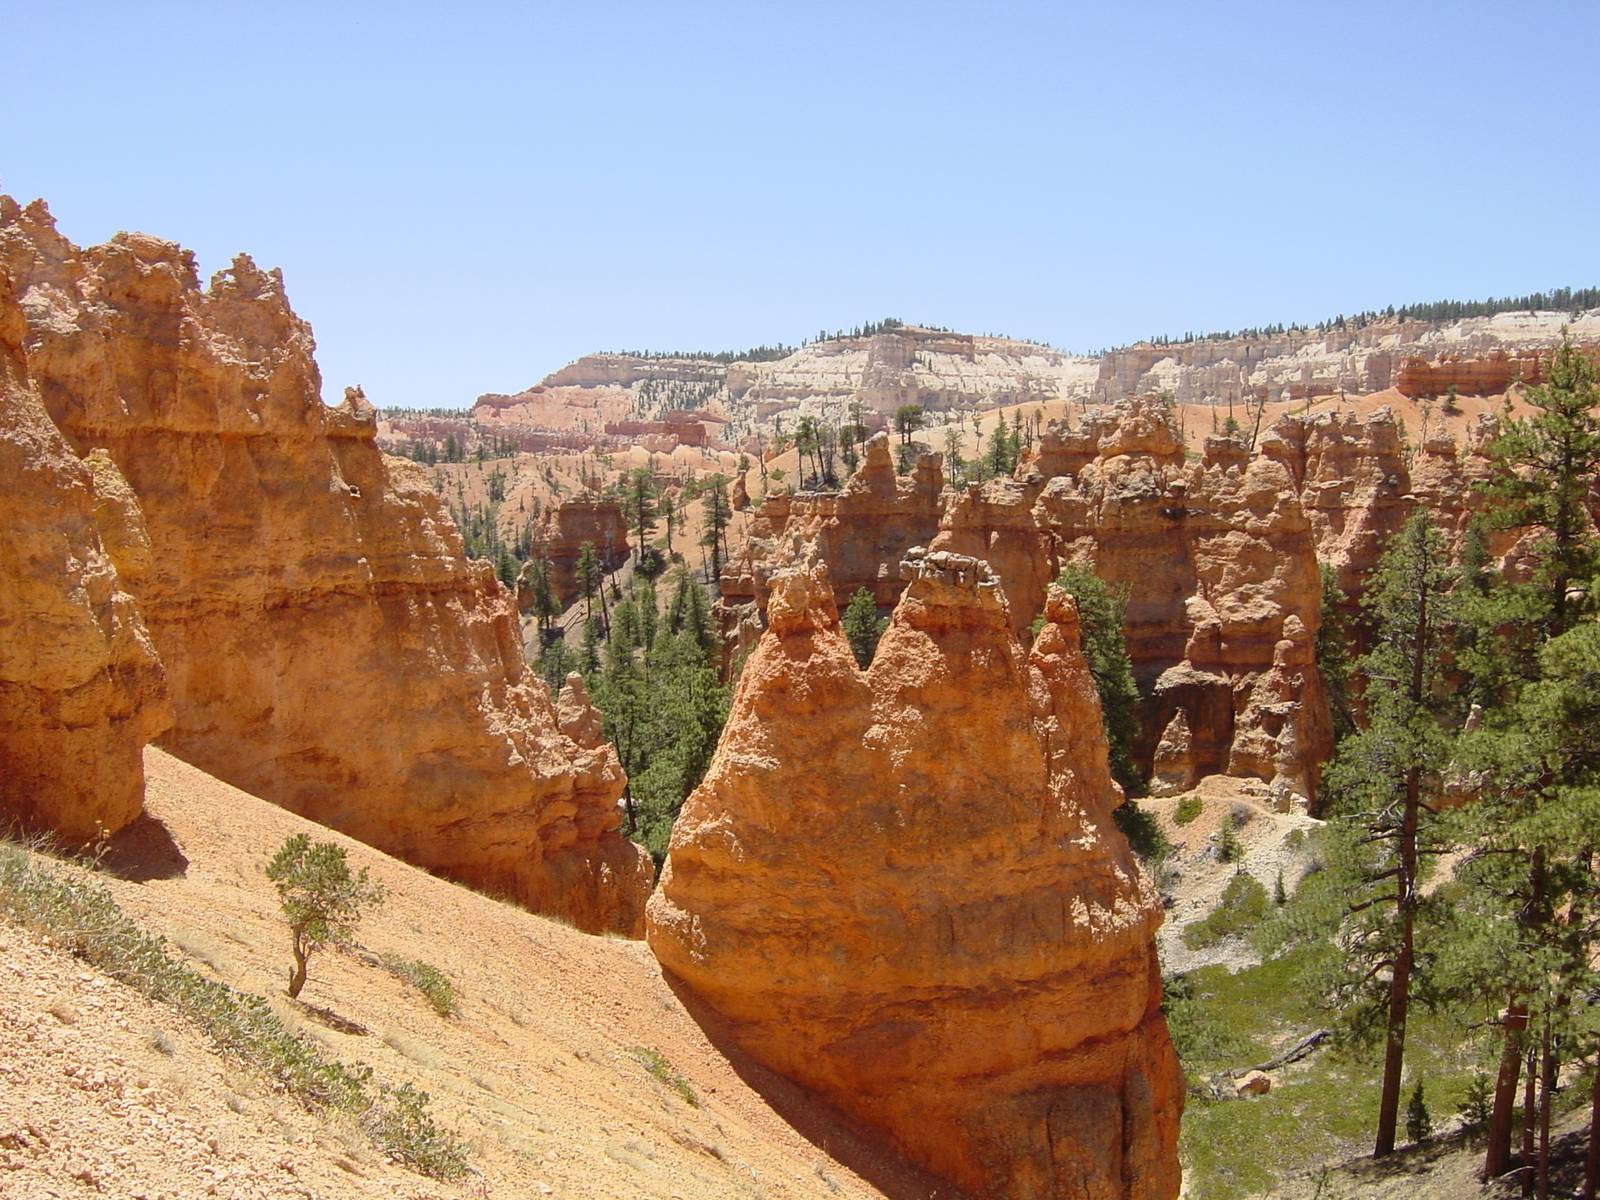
[6, 0, 1598, 408]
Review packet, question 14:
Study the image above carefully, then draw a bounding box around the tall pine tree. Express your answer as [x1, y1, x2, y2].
[1317, 512, 1458, 1158]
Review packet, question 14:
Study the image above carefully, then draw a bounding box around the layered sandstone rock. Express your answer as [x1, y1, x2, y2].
[1396, 350, 1550, 398]
[720, 432, 943, 614]
[1091, 311, 1600, 409]
[0, 196, 649, 934]
[1409, 415, 1502, 549]
[1026, 401, 1331, 806]
[1258, 408, 1412, 602]
[1149, 710, 1196, 798]
[0, 278, 170, 840]
[731, 399, 1333, 805]
[517, 330, 1100, 429]
[930, 475, 1056, 638]
[649, 557, 1181, 1200]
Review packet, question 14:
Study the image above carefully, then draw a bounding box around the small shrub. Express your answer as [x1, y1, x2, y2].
[841, 587, 887, 669]
[380, 954, 457, 1017]
[1406, 1078, 1432, 1143]
[1161, 973, 1254, 1065]
[631, 1046, 697, 1107]
[1215, 823, 1244, 863]
[1174, 795, 1203, 826]
[635, 546, 667, 580]
[1273, 868, 1287, 906]
[1458, 1070, 1492, 1130]
[1114, 800, 1171, 862]
[366, 1082, 470, 1179]
[1182, 873, 1269, 950]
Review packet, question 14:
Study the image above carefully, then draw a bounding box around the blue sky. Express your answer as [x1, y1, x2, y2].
[5, 1, 1597, 407]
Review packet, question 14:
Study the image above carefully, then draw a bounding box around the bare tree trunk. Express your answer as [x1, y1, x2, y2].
[1374, 774, 1419, 1156]
[1376, 566, 1430, 1159]
[1538, 1024, 1555, 1200]
[1488, 1005, 1527, 1178]
[1247, 391, 1268, 453]
[1523, 1043, 1538, 1198]
[287, 937, 308, 999]
[1584, 1054, 1600, 1200]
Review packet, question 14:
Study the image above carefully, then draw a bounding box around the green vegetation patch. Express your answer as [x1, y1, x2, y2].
[1173, 794, 1203, 825]
[1169, 946, 1494, 1199]
[0, 843, 468, 1181]
[380, 954, 458, 1018]
[1182, 872, 1268, 950]
[630, 1046, 698, 1107]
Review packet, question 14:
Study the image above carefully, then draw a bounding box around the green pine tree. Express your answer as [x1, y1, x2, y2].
[841, 588, 887, 668]
[1316, 564, 1356, 743]
[624, 468, 658, 561]
[1447, 332, 1600, 1187]
[1052, 564, 1144, 798]
[1315, 512, 1458, 1158]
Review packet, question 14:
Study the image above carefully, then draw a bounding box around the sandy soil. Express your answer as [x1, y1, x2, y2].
[1, 748, 953, 1200]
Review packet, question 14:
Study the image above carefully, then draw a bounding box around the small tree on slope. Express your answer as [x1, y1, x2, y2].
[265, 834, 385, 1000]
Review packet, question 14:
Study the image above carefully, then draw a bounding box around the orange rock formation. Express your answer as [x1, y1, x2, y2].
[0, 196, 650, 934]
[533, 495, 630, 607]
[649, 554, 1182, 1200]
[720, 432, 943, 613]
[1045, 410, 1331, 804]
[0, 276, 170, 840]
[725, 400, 1334, 806]
[1258, 408, 1413, 603]
[1396, 350, 1547, 398]
[955, 401, 1332, 806]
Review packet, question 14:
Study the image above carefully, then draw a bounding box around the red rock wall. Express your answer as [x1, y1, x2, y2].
[536, 496, 630, 607]
[952, 401, 1332, 806]
[1395, 350, 1569, 398]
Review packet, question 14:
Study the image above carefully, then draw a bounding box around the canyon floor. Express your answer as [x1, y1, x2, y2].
[0, 749, 953, 1200]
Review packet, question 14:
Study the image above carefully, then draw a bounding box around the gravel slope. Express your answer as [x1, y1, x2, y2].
[2, 747, 951, 1200]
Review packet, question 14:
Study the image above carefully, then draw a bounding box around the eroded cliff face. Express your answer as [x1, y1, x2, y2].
[0, 273, 170, 840]
[649, 556, 1182, 1200]
[931, 474, 1056, 638]
[1091, 311, 1600, 409]
[950, 401, 1331, 806]
[0, 197, 650, 934]
[1258, 409, 1412, 603]
[720, 433, 943, 614]
[533, 495, 629, 607]
[1036, 406, 1337, 809]
[723, 400, 1333, 806]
